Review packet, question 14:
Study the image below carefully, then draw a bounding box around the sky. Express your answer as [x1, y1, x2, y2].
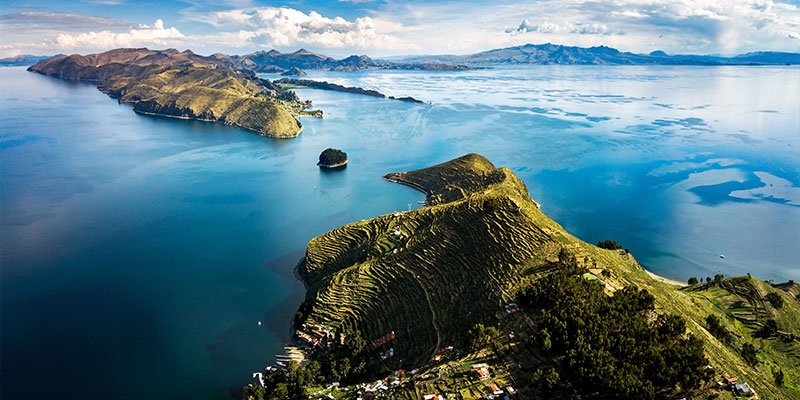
[2, 0, 799, 58]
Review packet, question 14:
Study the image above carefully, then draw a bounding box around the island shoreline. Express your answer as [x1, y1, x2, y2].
[133, 109, 303, 138]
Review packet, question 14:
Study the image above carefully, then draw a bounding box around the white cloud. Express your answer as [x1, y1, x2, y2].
[191, 7, 411, 51]
[507, 19, 608, 36]
[1, 1, 799, 58]
[52, 19, 184, 50]
[500, 0, 800, 54]
[506, 19, 563, 34]
[0, 12, 126, 31]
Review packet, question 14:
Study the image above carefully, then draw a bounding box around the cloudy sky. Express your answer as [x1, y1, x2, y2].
[2, 0, 799, 58]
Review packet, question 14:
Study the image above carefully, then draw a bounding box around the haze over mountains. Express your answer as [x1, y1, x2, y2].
[394, 43, 800, 66]
[5, 43, 798, 69]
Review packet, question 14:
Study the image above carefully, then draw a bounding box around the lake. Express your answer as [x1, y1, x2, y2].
[1, 64, 797, 399]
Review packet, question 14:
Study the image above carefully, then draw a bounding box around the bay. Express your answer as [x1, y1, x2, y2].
[1, 64, 797, 399]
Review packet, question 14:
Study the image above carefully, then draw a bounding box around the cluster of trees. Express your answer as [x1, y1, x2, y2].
[242, 361, 308, 400]
[467, 323, 499, 351]
[597, 239, 623, 250]
[275, 78, 386, 98]
[318, 148, 347, 166]
[766, 292, 784, 309]
[518, 266, 709, 399]
[775, 368, 785, 386]
[705, 314, 733, 344]
[759, 319, 780, 338]
[242, 331, 370, 400]
[741, 342, 759, 366]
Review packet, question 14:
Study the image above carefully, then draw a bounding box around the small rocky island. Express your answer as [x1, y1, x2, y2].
[317, 148, 348, 168]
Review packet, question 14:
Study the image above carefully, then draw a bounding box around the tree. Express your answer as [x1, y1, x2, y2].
[540, 328, 552, 353]
[318, 148, 347, 166]
[688, 277, 699, 285]
[335, 357, 351, 380]
[759, 319, 779, 337]
[741, 342, 758, 366]
[775, 368, 785, 387]
[766, 292, 784, 309]
[518, 267, 707, 399]
[468, 323, 498, 351]
[268, 383, 288, 400]
[304, 360, 321, 384]
[706, 314, 732, 344]
[597, 239, 623, 250]
[243, 385, 266, 400]
[557, 247, 576, 265]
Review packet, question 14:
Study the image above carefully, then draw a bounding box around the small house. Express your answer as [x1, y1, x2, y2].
[471, 365, 490, 380]
[490, 383, 504, 395]
[733, 382, 754, 396]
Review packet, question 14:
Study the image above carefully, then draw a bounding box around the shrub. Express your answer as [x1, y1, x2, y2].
[597, 239, 622, 250]
[318, 148, 347, 166]
[741, 342, 758, 366]
[705, 314, 732, 345]
[765, 292, 784, 309]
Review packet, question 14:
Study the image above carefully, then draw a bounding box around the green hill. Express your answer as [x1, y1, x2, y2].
[298, 154, 569, 365]
[28, 48, 308, 138]
[251, 154, 798, 400]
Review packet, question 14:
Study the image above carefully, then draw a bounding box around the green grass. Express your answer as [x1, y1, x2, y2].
[32, 55, 305, 138]
[294, 154, 800, 399]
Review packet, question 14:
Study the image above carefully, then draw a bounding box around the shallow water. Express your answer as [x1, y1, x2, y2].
[1, 64, 798, 399]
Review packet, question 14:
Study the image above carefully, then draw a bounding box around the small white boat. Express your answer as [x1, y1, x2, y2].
[719, 254, 725, 259]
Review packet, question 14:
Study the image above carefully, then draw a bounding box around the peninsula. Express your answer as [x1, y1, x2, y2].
[247, 154, 800, 400]
[28, 48, 311, 138]
[276, 78, 425, 104]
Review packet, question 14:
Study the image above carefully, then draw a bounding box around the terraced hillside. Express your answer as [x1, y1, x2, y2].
[284, 154, 800, 400]
[296, 154, 641, 369]
[28, 48, 306, 138]
[672, 276, 800, 399]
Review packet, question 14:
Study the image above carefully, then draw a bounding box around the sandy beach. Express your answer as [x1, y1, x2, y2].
[646, 270, 686, 287]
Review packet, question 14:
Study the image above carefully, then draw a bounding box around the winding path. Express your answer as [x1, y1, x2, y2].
[395, 261, 442, 364]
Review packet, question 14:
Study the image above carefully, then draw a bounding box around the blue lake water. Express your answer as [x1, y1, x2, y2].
[1, 65, 798, 399]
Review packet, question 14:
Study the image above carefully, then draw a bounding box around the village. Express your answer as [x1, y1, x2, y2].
[247, 291, 763, 400]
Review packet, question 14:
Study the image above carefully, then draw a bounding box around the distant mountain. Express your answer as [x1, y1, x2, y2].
[216, 48, 472, 73]
[395, 43, 800, 66]
[0, 54, 61, 66]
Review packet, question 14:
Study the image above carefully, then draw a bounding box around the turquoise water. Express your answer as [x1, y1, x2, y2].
[1, 65, 798, 399]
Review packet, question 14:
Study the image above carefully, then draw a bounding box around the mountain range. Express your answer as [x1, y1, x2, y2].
[392, 43, 800, 66]
[9, 43, 798, 71]
[213, 48, 472, 72]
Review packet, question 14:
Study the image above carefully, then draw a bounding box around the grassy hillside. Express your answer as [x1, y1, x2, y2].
[273, 154, 800, 400]
[28, 48, 308, 138]
[297, 154, 586, 367]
